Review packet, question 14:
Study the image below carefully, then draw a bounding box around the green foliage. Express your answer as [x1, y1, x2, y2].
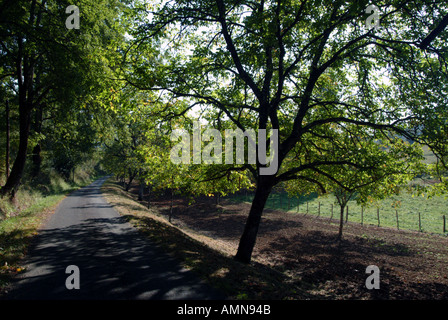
[122, 0, 448, 262]
[125, 0, 447, 193]
[0, 0, 133, 196]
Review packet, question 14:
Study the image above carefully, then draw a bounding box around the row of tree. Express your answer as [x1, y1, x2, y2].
[0, 0, 133, 196]
[1, 0, 447, 264]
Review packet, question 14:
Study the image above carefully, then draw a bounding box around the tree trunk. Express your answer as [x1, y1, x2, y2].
[337, 204, 345, 241]
[169, 188, 174, 223]
[234, 176, 274, 264]
[147, 184, 151, 209]
[1, 31, 36, 198]
[31, 103, 43, 178]
[125, 169, 137, 191]
[138, 179, 144, 201]
[5, 99, 10, 180]
[1, 101, 32, 199]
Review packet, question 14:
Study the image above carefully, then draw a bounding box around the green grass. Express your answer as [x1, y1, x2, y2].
[227, 189, 448, 235]
[0, 193, 68, 293]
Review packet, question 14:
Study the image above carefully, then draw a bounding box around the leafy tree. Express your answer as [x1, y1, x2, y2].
[101, 88, 254, 219]
[330, 138, 425, 241]
[0, 0, 131, 198]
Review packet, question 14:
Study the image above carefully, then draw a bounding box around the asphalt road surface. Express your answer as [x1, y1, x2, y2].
[6, 177, 224, 300]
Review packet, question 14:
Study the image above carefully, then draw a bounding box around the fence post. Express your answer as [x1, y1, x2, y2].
[361, 207, 364, 226]
[306, 202, 309, 214]
[395, 209, 399, 230]
[345, 206, 348, 223]
[418, 212, 422, 232]
[331, 204, 333, 220]
[443, 215, 446, 233]
[318, 202, 321, 217]
[377, 208, 380, 227]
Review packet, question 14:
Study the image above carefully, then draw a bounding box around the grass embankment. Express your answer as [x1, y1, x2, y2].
[101, 178, 311, 300]
[0, 170, 101, 295]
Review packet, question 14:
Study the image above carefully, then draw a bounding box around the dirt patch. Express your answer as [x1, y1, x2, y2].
[126, 183, 448, 299]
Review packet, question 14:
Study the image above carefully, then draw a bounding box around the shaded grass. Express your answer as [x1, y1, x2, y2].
[0, 197, 62, 293]
[101, 179, 315, 300]
[0, 167, 99, 219]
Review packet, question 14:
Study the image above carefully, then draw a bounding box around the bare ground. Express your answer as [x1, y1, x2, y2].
[123, 184, 448, 300]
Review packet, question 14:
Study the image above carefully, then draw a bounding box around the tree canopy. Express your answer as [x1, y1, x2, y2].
[0, 0, 133, 197]
[122, 0, 448, 263]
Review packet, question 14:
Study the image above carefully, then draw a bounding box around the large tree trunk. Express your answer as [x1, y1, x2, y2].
[1, 1, 44, 198]
[1, 30, 36, 199]
[1, 101, 32, 199]
[125, 168, 137, 192]
[138, 179, 144, 201]
[234, 175, 274, 264]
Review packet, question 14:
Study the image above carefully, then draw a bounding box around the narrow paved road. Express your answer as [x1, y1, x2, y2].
[6, 177, 224, 300]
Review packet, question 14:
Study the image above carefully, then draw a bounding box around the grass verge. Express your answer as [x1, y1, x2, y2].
[101, 178, 313, 300]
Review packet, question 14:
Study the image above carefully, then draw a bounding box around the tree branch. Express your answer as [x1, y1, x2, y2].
[215, 0, 262, 101]
[419, 12, 448, 50]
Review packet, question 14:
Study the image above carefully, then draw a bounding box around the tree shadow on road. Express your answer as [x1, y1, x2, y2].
[4, 216, 224, 300]
[122, 214, 320, 300]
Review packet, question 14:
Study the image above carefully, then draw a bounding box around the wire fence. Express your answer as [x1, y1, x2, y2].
[223, 190, 448, 235]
